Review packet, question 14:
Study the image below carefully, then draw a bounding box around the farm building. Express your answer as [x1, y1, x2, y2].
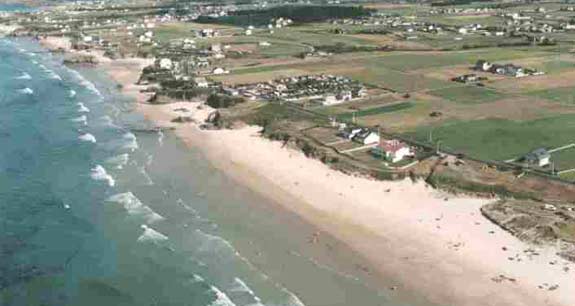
[372, 140, 412, 163]
[525, 148, 551, 167]
[353, 130, 380, 145]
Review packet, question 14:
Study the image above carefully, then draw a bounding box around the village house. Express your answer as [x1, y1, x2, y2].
[194, 77, 209, 88]
[372, 140, 412, 163]
[452, 74, 485, 84]
[525, 148, 551, 167]
[339, 127, 363, 140]
[353, 129, 380, 145]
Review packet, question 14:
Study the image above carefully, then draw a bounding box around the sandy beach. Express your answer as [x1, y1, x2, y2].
[57, 39, 574, 306]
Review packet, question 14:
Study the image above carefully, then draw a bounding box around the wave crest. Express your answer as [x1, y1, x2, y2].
[90, 165, 115, 187]
[106, 192, 164, 223]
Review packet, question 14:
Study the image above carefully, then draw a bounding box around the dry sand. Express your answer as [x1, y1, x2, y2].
[134, 102, 575, 306]
[54, 36, 574, 306]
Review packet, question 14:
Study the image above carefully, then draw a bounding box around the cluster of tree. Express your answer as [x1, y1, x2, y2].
[312, 43, 389, 54]
[357, 29, 391, 35]
[196, 5, 374, 27]
[206, 94, 245, 108]
[431, 0, 493, 6]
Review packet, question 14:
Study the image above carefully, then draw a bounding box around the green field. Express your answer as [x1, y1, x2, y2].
[529, 86, 575, 104]
[550, 147, 575, 171]
[344, 67, 452, 92]
[407, 115, 575, 161]
[537, 60, 575, 74]
[361, 48, 553, 72]
[428, 85, 505, 104]
[558, 170, 575, 182]
[335, 102, 415, 119]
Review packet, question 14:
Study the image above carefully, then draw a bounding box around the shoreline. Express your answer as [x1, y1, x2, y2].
[43, 36, 575, 306]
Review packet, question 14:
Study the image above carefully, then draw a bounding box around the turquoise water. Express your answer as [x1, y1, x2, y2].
[0, 38, 416, 306]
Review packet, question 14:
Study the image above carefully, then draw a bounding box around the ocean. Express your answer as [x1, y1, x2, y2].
[0, 37, 414, 306]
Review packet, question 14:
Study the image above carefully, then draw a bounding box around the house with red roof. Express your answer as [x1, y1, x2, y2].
[372, 140, 412, 163]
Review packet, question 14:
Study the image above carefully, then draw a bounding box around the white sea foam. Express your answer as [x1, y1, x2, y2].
[122, 132, 139, 151]
[106, 192, 164, 223]
[137, 224, 168, 243]
[105, 153, 129, 169]
[139, 166, 154, 185]
[208, 286, 237, 306]
[231, 278, 263, 305]
[157, 129, 164, 146]
[90, 165, 115, 187]
[67, 68, 102, 97]
[15, 72, 31, 80]
[69, 89, 76, 98]
[280, 289, 306, 306]
[71, 115, 87, 125]
[48, 71, 62, 81]
[77, 102, 90, 113]
[98, 115, 117, 127]
[18, 87, 33, 95]
[79, 132, 96, 143]
[192, 274, 205, 283]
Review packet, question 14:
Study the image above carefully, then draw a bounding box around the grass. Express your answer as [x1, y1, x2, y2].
[254, 27, 376, 48]
[550, 147, 575, 171]
[335, 102, 415, 119]
[361, 48, 552, 72]
[558, 170, 575, 182]
[537, 60, 575, 74]
[529, 86, 575, 104]
[407, 115, 575, 161]
[344, 67, 452, 92]
[428, 85, 506, 104]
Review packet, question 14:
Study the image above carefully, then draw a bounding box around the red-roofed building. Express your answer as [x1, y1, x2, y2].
[373, 140, 412, 163]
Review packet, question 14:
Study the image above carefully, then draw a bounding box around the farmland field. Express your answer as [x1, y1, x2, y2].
[428, 85, 506, 104]
[335, 102, 415, 119]
[407, 115, 575, 161]
[550, 147, 575, 171]
[529, 86, 575, 104]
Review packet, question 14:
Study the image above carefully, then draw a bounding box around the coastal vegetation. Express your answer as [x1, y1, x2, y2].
[196, 5, 374, 26]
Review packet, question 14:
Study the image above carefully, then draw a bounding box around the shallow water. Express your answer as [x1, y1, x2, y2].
[0, 38, 415, 306]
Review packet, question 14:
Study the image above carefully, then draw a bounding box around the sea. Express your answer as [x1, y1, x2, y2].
[0, 35, 417, 306]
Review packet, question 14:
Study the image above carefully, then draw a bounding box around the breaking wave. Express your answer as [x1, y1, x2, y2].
[69, 89, 76, 98]
[106, 192, 164, 223]
[90, 165, 115, 187]
[77, 102, 90, 113]
[208, 285, 237, 306]
[105, 153, 129, 169]
[67, 68, 102, 97]
[231, 278, 263, 305]
[78, 132, 96, 143]
[15, 72, 31, 80]
[137, 224, 168, 243]
[48, 71, 62, 81]
[18, 87, 33, 95]
[71, 115, 87, 125]
[122, 132, 139, 151]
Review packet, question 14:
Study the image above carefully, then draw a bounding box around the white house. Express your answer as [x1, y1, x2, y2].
[194, 77, 209, 88]
[378, 140, 412, 163]
[158, 58, 173, 70]
[212, 67, 228, 75]
[525, 148, 550, 167]
[353, 130, 380, 145]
